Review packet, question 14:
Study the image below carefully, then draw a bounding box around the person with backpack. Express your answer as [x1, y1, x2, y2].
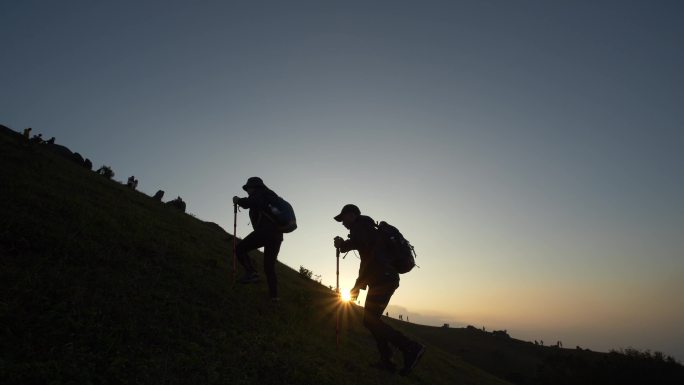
[333, 204, 425, 375]
[233, 177, 290, 301]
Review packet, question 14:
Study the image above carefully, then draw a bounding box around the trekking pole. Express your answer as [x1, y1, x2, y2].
[336, 246, 340, 348]
[232, 203, 238, 282]
[336, 247, 340, 294]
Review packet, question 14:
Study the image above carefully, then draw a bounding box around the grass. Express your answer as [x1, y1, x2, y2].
[0, 126, 510, 385]
[4, 125, 682, 385]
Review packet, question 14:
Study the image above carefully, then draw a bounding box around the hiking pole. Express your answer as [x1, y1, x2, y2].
[232, 203, 238, 282]
[336, 246, 340, 348]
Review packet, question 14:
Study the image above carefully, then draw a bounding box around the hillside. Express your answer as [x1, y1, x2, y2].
[0, 125, 510, 385]
[390, 321, 684, 385]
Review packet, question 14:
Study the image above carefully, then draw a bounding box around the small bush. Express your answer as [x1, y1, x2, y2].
[298, 265, 312, 280]
[96, 165, 114, 179]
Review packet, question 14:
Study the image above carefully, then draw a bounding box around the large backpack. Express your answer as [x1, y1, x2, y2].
[376, 221, 417, 274]
[263, 196, 297, 233]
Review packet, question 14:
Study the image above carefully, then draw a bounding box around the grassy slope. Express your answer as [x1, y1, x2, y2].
[0, 127, 510, 385]
[387, 321, 594, 384]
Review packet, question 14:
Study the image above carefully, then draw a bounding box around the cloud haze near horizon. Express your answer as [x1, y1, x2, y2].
[2, 0, 683, 360]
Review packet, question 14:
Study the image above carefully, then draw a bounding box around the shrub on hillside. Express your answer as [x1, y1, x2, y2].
[96, 165, 114, 179]
[298, 265, 312, 280]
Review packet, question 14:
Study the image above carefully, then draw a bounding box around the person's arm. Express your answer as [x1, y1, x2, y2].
[233, 196, 250, 209]
[350, 222, 377, 293]
[233, 190, 267, 210]
[351, 257, 370, 300]
[334, 234, 367, 298]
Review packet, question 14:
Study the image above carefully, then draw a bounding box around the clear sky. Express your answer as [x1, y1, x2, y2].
[3, 1, 683, 359]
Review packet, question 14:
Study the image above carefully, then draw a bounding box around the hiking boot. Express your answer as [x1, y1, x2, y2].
[238, 272, 259, 284]
[400, 343, 425, 376]
[369, 359, 397, 373]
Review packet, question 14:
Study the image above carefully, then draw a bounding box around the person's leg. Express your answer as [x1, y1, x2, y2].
[365, 280, 425, 375]
[262, 237, 282, 298]
[364, 281, 404, 364]
[235, 231, 265, 276]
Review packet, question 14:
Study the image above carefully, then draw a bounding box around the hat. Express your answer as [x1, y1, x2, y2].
[242, 177, 266, 191]
[334, 204, 361, 222]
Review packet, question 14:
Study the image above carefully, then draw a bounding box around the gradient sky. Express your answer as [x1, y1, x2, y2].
[3, 1, 683, 359]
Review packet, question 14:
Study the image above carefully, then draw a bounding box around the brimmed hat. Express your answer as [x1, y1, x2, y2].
[334, 204, 361, 222]
[242, 177, 266, 191]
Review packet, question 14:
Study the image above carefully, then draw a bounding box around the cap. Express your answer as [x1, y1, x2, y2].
[242, 177, 266, 191]
[334, 204, 361, 222]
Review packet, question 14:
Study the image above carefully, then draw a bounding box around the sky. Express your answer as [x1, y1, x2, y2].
[2, 0, 683, 359]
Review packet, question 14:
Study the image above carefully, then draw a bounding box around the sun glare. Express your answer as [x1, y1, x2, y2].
[340, 288, 351, 302]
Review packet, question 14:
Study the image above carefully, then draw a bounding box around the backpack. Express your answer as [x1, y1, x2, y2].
[376, 221, 417, 274]
[264, 196, 297, 233]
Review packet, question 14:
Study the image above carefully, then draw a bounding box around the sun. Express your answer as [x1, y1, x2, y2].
[340, 288, 351, 302]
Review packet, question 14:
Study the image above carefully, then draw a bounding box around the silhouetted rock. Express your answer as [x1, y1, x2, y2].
[84, 158, 92, 170]
[152, 190, 164, 201]
[165, 196, 186, 212]
[46, 143, 74, 159]
[42, 143, 87, 168]
[72, 152, 85, 165]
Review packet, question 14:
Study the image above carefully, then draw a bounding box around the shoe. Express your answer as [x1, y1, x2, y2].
[238, 273, 259, 284]
[400, 343, 425, 376]
[369, 359, 396, 373]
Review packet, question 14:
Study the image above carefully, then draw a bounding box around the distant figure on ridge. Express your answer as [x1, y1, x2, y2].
[22, 127, 32, 141]
[46, 137, 55, 145]
[333, 204, 425, 376]
[233, 177, 290, 301]
[30, 133, 43, 144]
[127, 176, 138, 190]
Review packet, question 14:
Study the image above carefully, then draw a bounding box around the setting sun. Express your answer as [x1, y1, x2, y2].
[340, 288, 351, 302]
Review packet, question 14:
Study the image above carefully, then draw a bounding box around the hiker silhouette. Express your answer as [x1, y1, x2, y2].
[127, 176, 138, 190]
[30, 133, 43, 144]
[233, 177, 285, 301]
[333, 204, 425, 376]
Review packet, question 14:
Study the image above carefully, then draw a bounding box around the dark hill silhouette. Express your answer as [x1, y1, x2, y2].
[0, 126, 508, 385]
[1, 124, 682, 385]
[387, 321, 683, 385]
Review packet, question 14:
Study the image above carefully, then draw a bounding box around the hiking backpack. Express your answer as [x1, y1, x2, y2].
[264, 196, 297, 233]
[376, 221, 417, 274]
